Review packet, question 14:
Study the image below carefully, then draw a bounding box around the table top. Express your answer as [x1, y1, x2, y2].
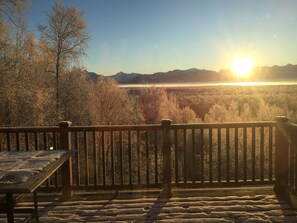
[0, 150, 75, 193]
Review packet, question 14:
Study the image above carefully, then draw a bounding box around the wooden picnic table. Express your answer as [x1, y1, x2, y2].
[0, 150, 75, 223]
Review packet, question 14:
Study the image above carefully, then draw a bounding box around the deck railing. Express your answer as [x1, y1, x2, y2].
[0, 118, 282, 197]
[274, 117, 297, 202]
[0, 126, 62, 189]
[168, 121, 275, 186]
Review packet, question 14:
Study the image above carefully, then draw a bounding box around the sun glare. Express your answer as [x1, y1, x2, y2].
[231, 57, 254, 77]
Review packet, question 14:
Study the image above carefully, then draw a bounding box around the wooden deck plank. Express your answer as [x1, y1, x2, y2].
[1, 187, 296, 223]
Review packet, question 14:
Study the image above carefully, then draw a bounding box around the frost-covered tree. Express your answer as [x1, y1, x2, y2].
[38, 1, 89, 109]
[88, 78, 139, 125]
[137, 88, 199, 124]
[59, 68, 90, 125]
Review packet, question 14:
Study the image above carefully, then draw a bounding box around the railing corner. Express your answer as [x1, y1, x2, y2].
[58, 121, 72, 128]
[161, 119, 172, 127]
[274, 116, 289, 123]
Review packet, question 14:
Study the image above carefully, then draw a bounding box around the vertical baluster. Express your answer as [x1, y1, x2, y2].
[235, 127, 238, 183]
[25, 132, 29, 151]
[290, 139, 294, 187]
[54, 131, 59, 187]
[154, 130, 158, 185]
[209, 128, 213, 183]
[201, 128, 204, 184]
[293, 129, 297, 191]
[226, 128, 230, 183]
[252, 127, 256, 182]
[260, 126, 265, 182]
[183, 129, 187, 184]
[34, 132, 38, 151]
[146, 130, 149, 185]
[83, 131, 89, 186]
[243, 127, 247, 182]
[93, 131, 98, 186]
[53, 131, 57, 150]
[44, 132, 50, 187]
[0, 133, 2, 151]
[174, 129, 178, 184]
[75, 132, 80, 186]
[51, 131, 56, 186]
[43, 132, 47, 150]
[129, 131, 132, 186]
[84, 131, 89, 186]
[111, 131, 115, 186]
[120, 131, 123, 186]
[218, 128, 221, 183]
[269, 126, 273, 182]
[7, 132, 10, 151]
[192, 128, 195, 183]
[102, 131, 106, 186]
[137, 131, 141, 185]
[54, 133, 59, 187]
[16, 132, 20, 151]
[289, 129, 294, 187]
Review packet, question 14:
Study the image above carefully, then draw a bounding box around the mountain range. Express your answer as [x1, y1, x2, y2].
[87, 64, 297, 84]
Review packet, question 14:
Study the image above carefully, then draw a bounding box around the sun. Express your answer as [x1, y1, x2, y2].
[231, 57, 254, 77]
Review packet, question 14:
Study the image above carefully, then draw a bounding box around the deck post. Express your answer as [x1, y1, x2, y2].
[161, 119, 172, 198]
[274, 116, 289, 195]
[58, 121, 73, 200]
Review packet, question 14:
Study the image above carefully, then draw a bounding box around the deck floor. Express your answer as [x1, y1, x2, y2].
[1, 186, 297, 222]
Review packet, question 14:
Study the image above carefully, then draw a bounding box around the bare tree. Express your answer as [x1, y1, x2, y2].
[0, 0, 27, 27]
[37, 1, 89, 110]
[0, 0, 28, 74]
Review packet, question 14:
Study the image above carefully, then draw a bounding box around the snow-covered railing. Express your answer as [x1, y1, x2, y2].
[0, 119, 278, 196]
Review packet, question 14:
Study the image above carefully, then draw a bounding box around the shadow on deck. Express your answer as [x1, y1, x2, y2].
[2, 186, 297, 223]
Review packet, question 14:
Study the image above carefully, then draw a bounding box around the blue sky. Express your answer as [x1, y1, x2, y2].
[27, 0, 297, 76]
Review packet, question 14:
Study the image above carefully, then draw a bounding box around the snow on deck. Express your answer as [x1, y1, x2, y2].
[1, 187, 297, 222]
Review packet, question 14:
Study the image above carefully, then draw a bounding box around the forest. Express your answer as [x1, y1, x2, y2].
[0, 1, 296, 128]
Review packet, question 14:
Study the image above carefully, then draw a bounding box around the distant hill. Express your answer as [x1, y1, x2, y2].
[252, 64, 297, 80]
[87, 64, 297, 84]
[112, 68, 227, 84]
[113, 72, 142, 83]
[85, 71, 103, 81]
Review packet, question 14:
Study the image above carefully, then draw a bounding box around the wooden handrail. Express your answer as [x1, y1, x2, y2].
[0, 127, 59, 133]
[0, 120, 280, 193]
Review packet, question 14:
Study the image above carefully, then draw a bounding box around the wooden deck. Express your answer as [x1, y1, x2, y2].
[1, 186, 297, 222]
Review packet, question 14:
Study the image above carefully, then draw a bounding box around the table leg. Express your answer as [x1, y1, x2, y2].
[6, 193, 14, 223]
[33, 191, 40, 223]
